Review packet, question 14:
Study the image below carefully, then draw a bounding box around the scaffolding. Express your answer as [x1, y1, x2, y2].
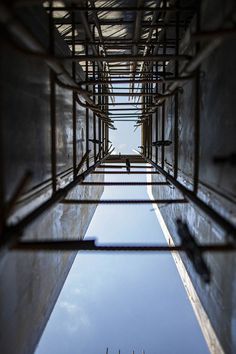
[0, 0, 236, 285]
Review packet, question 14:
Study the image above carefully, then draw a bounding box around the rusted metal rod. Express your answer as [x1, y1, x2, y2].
[42, 6, 195, 12]
[75, 150, 91, 175]
[54, 18, 186, 26]
[92, 171, 159, 174]
[97, 165, 153, 168]
[81, 182, 169, 186]
[92, 92, 174, 96]
[58, 54, 191, 62]
[108, 109, 142, 111]
[61, 199, 187, 205]
[12, 239, 236, 253]
[79, 77, 191, 85]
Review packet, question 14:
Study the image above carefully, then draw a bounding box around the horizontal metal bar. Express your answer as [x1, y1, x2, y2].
[44, 6, 195, 12]
[85, 71, 174, 75]
[106, 156, 146, 164]
[108, 109, 142, 111]
[81, 77, 191, 85]
[92, 171, 159, 174]
[81, 182, 169, 186]
[54, 18, 186, 26]
[112, 119, 137, 121]
[97, 165, 153, 168]
[94, 92, 166, 96]
[58, 55, 190, 62]
[67, 39, 176, 45]
[109, 117, 141, 120]
[103, 87, 146, 90]
[110, 113, 141, 116]
[12, 240, 235, 253]
[61, 199, 187, 205]
[104, 103, 151, 105]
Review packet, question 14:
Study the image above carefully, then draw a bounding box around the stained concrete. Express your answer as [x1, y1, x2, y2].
[151, 1, 236, 353]
[0, 7, 104, 354]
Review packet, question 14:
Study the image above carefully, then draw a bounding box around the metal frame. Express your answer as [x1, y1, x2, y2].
[0, 0, 236, 283]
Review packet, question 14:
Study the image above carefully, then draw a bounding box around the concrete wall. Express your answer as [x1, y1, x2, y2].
[151, 1, 236, 353]
[0, 6, 104, 354]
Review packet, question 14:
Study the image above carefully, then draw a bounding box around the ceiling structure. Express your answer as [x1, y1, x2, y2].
[48, 0, 196, 130]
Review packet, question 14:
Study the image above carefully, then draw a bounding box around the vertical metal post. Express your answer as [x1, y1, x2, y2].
[85, 13, 90, 168]
[147, 83, 150, 158]
[193, 2, 201, 193]
[92, 27, 97, 163]
[146, 83, 149, 158]
[155, 60, 159, 165]
[102, 84, 105, 157]
[149, 67, 153, 160]
[143, 84, 147, 156]
[161, 90, 165, 168]
[105, 88, 109, 152]
[161, 0, 167, 169]
[97, 62, 102, 160]
[49, 1, 57, 192]
[174, 0, 179, 178]
[144, 83, 147, 157]
[0, 101, 5, 235]
[72, 9, 77, 179]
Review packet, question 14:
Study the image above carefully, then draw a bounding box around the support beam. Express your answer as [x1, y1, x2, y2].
[12, 240, 235, 253]
[62, 199, 187, 205]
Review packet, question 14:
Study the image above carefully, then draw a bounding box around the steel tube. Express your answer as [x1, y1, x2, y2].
[81, 182, 169, 186]
[92, 171, 159, 174]
[62, 199, 187, 205]
[58, 54, 190, 62]
[12, 240, 235, 253]
[79, 77, 191, 85]
[97, 165, 153, 168]
[42, 6, 195, 12]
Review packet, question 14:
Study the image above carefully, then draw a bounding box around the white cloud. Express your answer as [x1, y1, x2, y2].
[59, 301, 78, 315]
[59, 300, 92, 333]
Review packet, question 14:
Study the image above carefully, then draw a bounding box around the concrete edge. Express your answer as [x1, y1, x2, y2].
[146, 168, 224, 354]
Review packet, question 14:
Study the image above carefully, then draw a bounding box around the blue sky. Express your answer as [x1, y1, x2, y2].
[109, 84, 141, 154]
[35, 166, 209, 354]
[35, 86, 209, 354]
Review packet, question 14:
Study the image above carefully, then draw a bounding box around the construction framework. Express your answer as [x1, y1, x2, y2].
[0, 0, 236, 285]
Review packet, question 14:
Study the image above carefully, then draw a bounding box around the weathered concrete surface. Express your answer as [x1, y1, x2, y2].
[151, 1, 236, 353]
[0, 176, 103, 354]
[0, 7, 104, 354]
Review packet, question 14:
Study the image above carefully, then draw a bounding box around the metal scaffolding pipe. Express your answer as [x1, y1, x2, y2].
[42, 5, 195, 12]
[62, 199, 187, 205]
[58, 54, 191, 62]
[13, 240, 236, 253]
[81, 182, 169, 186]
